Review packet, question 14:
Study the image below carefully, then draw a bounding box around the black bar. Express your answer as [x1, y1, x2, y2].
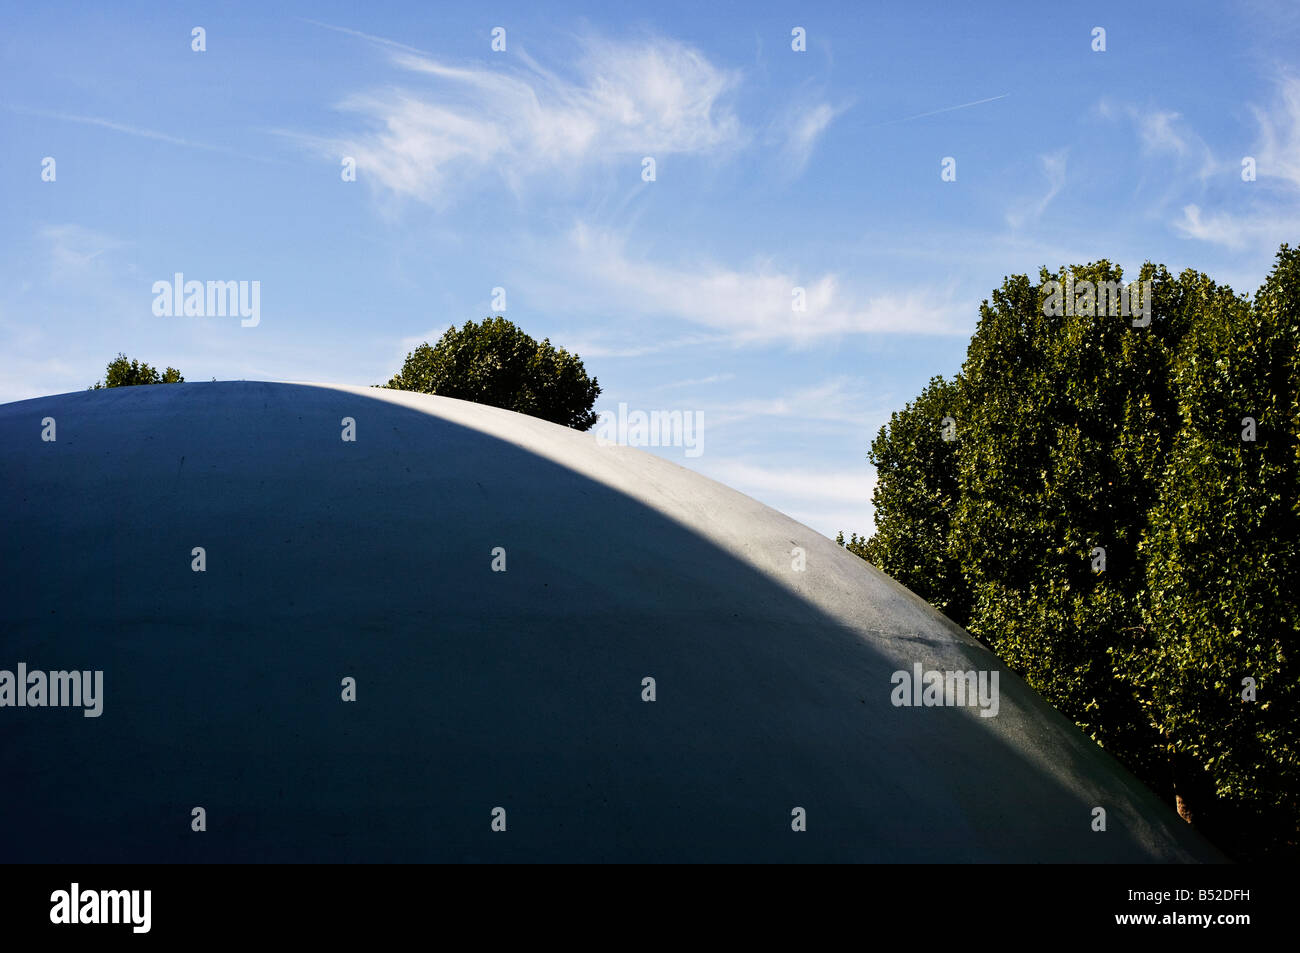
[4, 863, 1271, 940]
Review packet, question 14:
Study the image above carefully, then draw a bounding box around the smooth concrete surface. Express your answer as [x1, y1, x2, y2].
[0, 382, 1223, 861]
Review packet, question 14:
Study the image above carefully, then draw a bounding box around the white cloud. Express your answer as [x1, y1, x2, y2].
[1006, 149, 1068, 228]
[1251, 75, 1300, 191]
[782, 102, 835, 172]
[700, 377, 887, 428]
[692, 458, 877, 538]
[657, 373, 736, 389]
[1137, 109, 1192, 156]
[1175, 204, 1239, 247]
[1095, 83, 1300, 254]
[322, 35, 745, 203]
[0, 354, 85, 404]
[1173, 203, 1297, 251]
[547, 332, 724, 360]
[704, 459, 871, 501]
[1171, 77, 1300, 251]
[36, 224, 132, 286]
[551, 224, 967, 344]
[1095, 100, 1218, 180]
[768, 94, 847, 175]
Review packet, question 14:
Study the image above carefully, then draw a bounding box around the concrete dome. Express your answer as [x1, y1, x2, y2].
[0, 382, 1221, 862]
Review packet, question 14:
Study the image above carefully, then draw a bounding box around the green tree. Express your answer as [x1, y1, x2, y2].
[947, 262, 1189, 785]
[841, 247, 1300, 858]
[89, 353, 184, 389]
[1115, 246, 1300, 854]
[384, 317, 601, 430]
[844, 375, 970, 626]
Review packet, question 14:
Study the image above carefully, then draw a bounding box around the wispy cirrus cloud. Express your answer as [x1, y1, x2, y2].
[657, 373, 736, 390]
[692, 458, 877, 538]
[1173, 203, 1297, 252]
[39, 224, 125, 271]
[1096, 79, 1300, 254]
[1251, 75, 1300, 191]
[545, 224, 967, 345]
[1171, 76, 1300, 251]
[300, 31, 745, 204]
[767, 90, 849, 176]
[701, 459, 873, 506]
[699, 377, 889, 428]
[1094, 99, 1219, 180]
[1006, 149, 1068, 229]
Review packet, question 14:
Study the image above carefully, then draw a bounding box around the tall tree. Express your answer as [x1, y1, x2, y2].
[841, 246, 1300, 857]
[1116, 246, 1300, 851]
[949, 263, 1186, 784]
[385, 318, 601, 430]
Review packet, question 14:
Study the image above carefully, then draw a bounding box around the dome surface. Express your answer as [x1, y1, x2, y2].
[0, 382, 1222, 862]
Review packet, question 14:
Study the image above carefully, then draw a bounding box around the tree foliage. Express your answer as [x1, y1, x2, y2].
[854, 375, 969, 625]
[384, 317, 601, 430]
[842, 245, 1300, 859]
[1116, 248, 1300, 848]
[90, 353, 184, 389]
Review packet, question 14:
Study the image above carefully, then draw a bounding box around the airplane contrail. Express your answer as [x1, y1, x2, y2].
[6, 106, 282, 164]
[873, 93, 1010, 126]
[300, 18, 434, 57]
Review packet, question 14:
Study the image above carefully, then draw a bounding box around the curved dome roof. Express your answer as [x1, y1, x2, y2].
[0, 382, 1221, 862]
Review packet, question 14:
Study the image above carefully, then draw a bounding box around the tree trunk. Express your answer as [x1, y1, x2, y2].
[1171, 749, 1204, 826]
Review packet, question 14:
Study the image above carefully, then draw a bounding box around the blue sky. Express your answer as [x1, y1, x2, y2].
[3, 1, 1297, 537]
